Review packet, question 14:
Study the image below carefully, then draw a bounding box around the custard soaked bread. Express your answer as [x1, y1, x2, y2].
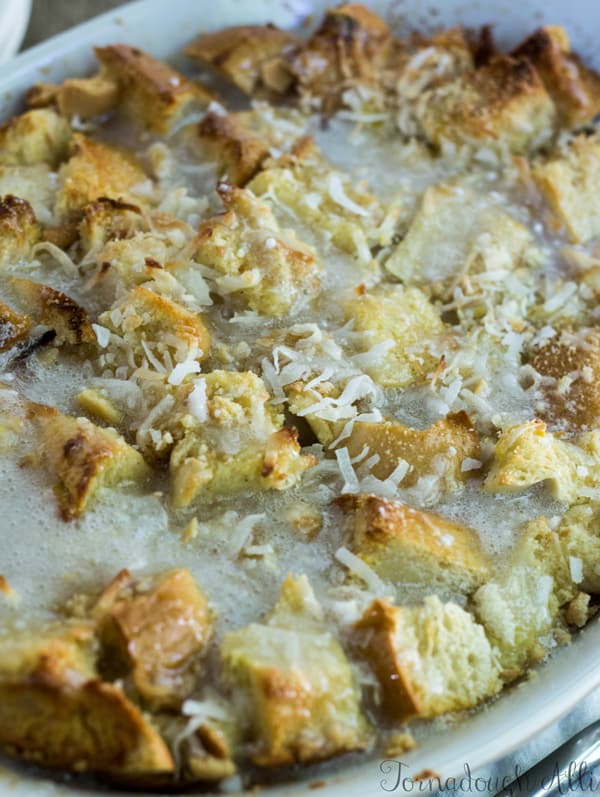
[1, 2, 600, 791]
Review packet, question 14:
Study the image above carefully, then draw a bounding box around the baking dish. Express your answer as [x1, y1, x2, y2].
[1, 0, 600, 794]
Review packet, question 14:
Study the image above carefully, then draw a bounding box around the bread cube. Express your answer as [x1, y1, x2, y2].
[170, 370, 315, 506]
[31, 409, 151, 520]
[484, 420, 600, 503]
[343, 285, 445, 388]
[290, 3, 392, 112]
[94, 568, 212, 710]
[558, 504, 600, 593]
[527, 328, 600, 430]
[79, 197, 145, 252]
[533, 134, 600, 243]
[221, 575, 369, 766]
[0, 299, 31, 353]
[194, 183, 321, 315]
[95, 45, 212, 134]
[0, 165, 54, 224]
[337, 494, 490, 596]
[185, 24, 298, 96]
[0, 622, 173, 776]
[100, 284, 211, 365]
[473, 517, 574, 677]
[27, 71, 119, 120]
[513, 26, 600, 127]
[247, 138, 396, 258]
[11, 278, 95, 346]
[0, 195, 41, 269]
[0, 109, 71, 167]
[345, 412, 480, 491]
[354, 596, 501, 721]
[420, 56, 556, 153]
[55, 134, 147, 218]
[197, 111, 270, 186]
[385, 182, 539, 287]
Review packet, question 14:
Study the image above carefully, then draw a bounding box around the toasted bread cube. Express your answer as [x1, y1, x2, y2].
[0, 165, 54, 224]
[170, 371, 315, 506]
[385, 183, 539, 287]
[94, 568, 212, 710]
[0, 109, 71, 167]
[194, 183, 321, 315]
[95, 45, 212, 134]
[513, 26, 600, 127]
[0, 195, 41, 266]
[27, 71, 119, 119]
[290, 4, 392, 112]
[527, 328, 600, 430]
[473, 518, 574, 677]
[55, 134, 147, 219]
[354, 596, 501, 721]
[79, 197, 145, 252]
[343, 285, 444, 388]
[484, 420, 600, 504]
[345, 412, 480, 491]
[221, 575, 369, 767]
[558, 505, 600, 593]
[338, 494, 490, 596]
[0, 622, 173, 776]
[100, 284, 211, 364]
[32, 410, 151, 520]
[197, 112, 270, 186]
[533, 135, 600, 243]
[247, 138, 396, 259]
[420, 56, 556, 153]
[0, 299, 31, 353]
[185, 24, 298, 96]
[11, 278, 95, 346]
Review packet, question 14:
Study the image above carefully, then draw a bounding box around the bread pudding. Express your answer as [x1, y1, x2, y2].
[0, 4, 599, 789]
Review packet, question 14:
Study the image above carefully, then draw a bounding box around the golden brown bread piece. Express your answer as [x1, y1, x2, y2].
[185, 24, 298, 96]
[343, 284, 445, 388]
[55, 133, 147, 219]
[290, 3, 392, 112]
[170, 371, 315, 506]
[30, 409, 151, 520]
[513, 26, 600, 127]
[354, 597, 501, 722]
[27, 73, 119, 119]
[473, 517, 575, 678]
[95, 44, 212, 133]
[78, 196, 145, 252]
[193, 182, 321, 315]
[0, 194, 41, 268]
[0, 623, 174, 777]
[344, 412, 480, 490]
[94, 568, 212, 710]
[0, 299, 31, 353]
[99, 284, 211, 362]
[221, 575, 369, 766]
[197, 111, 270, 186]
[0, 108, 71, 167]
[527, 328, 600, 430]
[420, 55, 556, 152]
[11, 278, 95, 346]
[533, 134, 600, 243]
[29, 45, 211, 133]
[337, 494, 490, 596]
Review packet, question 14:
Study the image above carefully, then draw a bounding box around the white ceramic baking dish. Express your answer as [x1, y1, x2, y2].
[1, 1, 600, 794]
